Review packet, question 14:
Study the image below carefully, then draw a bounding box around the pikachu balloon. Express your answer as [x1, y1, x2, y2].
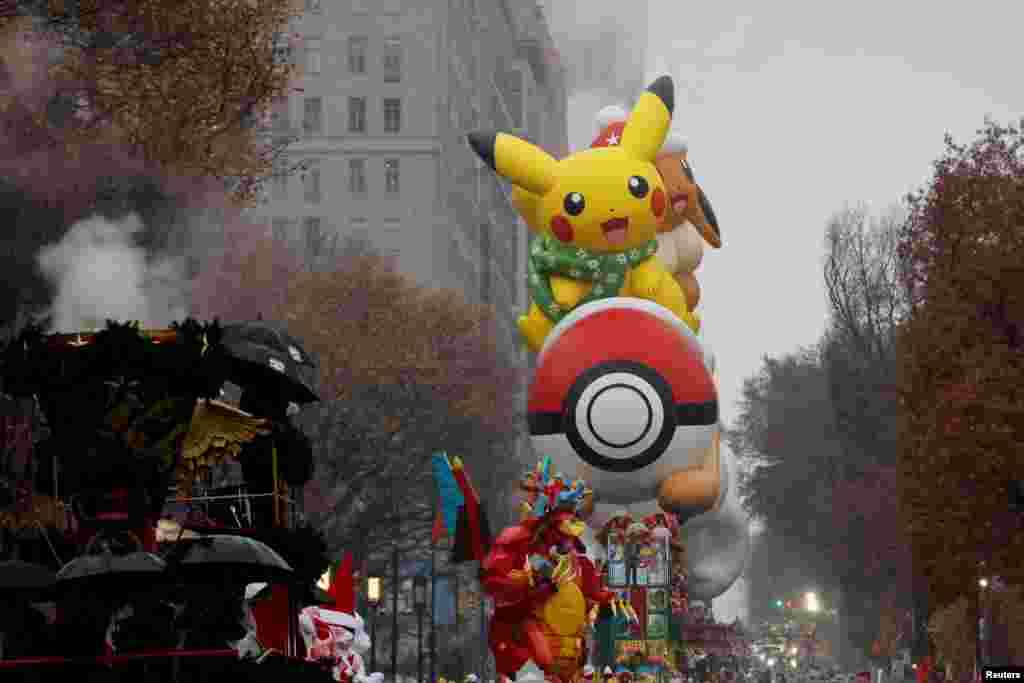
[467, 76, 694, 353]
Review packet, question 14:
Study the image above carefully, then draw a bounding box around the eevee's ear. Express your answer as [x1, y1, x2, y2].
[694, 185, 721, 248]
[467, 131, 558, 196]
[620, 75, 674, 162]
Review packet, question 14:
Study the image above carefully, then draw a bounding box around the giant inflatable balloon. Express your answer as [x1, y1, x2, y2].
[471, 75, 750, 608]
[467, 75, 697, 353]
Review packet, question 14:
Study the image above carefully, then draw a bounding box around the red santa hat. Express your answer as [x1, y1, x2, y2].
[591, 104, 687, 155]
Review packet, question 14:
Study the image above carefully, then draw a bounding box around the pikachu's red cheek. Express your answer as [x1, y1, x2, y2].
[651, 188, 666, 218]
[550, 215, 574, 242]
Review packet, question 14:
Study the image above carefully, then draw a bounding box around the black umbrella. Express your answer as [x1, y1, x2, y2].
[55, 551, 169, 595]
[0, 560, 56, 600]
[165, 534, 293, 585]
[218, 321, 319, 405]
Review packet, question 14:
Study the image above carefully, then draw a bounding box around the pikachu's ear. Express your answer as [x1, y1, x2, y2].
[620, 75, 674, 162]
[467, 131, 558, 196]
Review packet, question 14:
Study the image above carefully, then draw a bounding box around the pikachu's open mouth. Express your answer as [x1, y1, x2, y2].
[601, 217, 629, 245]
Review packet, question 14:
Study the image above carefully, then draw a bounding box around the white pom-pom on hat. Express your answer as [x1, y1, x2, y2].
[661, 131, 688, 155]
[594, 105, 628, 134]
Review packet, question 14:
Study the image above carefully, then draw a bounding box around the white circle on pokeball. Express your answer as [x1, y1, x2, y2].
[574, 371, 665, 460]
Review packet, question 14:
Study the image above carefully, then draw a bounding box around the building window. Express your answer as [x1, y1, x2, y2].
[528, 110, 541, 143]
[480, 222, 492, 304]
[273, 34, 294, 66]
[303, 160, 321, 203]
[270, 97, 289, 130]
[303, 97, 322, 136]
[348, 97, 366, 133]
[305, 0, 322, 12]
[507, 69, 523, 127]
[490, 94, 505, 126]
[305, 38, 322, 75]
[271, 173, 287, 200]
[271, 218, 291, 242]
[382, 98, 401, 133]
[348, 36, 367, 74]
[384, 158, 400, 196]
[348, 158, 367, 197]
[302, 216, 326, 264]
[349, 216, 370, 244]
[382, 35, 402, 82]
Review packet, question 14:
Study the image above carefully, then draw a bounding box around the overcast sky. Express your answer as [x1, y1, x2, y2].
[545, 0, 1024, 620]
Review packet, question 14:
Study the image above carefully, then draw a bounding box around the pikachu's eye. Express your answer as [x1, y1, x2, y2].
[628, 176, 649, 198]
[563, 192, 585, 216]
[679, 159, 695, 182]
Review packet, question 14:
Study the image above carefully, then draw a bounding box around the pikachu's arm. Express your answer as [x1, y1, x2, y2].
[550, 275, 593, 309]
[629, 257, 667, 298]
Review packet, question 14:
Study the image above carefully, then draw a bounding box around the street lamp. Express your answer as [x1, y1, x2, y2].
[368, 575, 382, 672]
[414, 575, 427, 683]
[805, 592, 820, 613]
[977, 575, 989, 674]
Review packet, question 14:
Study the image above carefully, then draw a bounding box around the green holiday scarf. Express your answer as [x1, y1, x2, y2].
[528, 234, 659, 322]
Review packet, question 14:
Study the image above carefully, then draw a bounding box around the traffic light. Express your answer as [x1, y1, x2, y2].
[1010, 480, 1024, 512]
[775, 600, 784, 608]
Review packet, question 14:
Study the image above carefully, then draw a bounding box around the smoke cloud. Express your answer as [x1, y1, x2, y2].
[36, 214, 189, 332]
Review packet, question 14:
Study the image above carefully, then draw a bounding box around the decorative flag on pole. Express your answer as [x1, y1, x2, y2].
[431, 452, 492, 563]
[431, 451, 464, 542]
[450, 455, 491, 563]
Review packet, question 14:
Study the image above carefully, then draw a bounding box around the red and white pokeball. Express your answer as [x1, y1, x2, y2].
[528, 298, 718, 505]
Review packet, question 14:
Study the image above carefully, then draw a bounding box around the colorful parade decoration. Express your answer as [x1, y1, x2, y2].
[431, 451, 492, 563]
[299, 606, 383, 683]
[298, 554, 384, 683]
[468, 75, 693, 352]
[482, 458, 634, 683]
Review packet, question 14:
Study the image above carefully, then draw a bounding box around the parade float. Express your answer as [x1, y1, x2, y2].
[468, 74, 751, 682]
[0, 318, 347, 682]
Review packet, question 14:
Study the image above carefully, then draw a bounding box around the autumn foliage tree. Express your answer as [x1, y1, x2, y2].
[193, 233, 525, 561]
[2, 0, 302, 203]
[0, 1, 300, 332]
[897, 119, 1024, 607]
[732, 205, 920, 664]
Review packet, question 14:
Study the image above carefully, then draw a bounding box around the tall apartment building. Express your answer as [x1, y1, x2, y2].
[254, 0, 568, 357]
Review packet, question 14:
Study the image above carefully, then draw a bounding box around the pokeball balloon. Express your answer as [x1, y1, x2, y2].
[528, 298, 718, 506]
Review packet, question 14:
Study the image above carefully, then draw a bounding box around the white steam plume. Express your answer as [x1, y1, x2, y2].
[36, 214, 189, 332]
